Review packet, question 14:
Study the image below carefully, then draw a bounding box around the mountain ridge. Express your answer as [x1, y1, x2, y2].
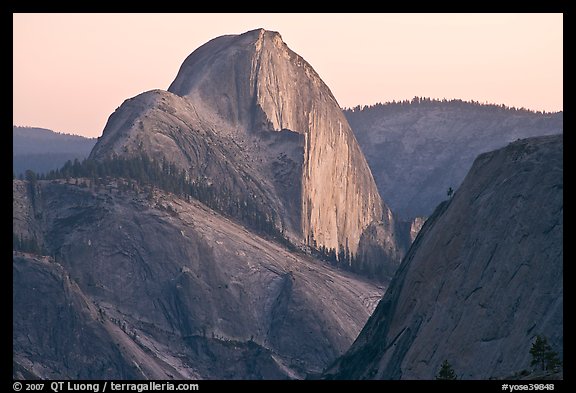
[14, 29, 396, 379]
[345, 99, 563, 219]
[323, 134, 563, 379]
[14, 29, 563, 381]
[13, 177, 384, 379]
[13, 126, 96, 176]
[90, 28, 400, 277]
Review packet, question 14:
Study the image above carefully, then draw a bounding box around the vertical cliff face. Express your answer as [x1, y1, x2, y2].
[324, 134, 563, 379]
[300, 108, 384, 255]
[92, 28, 392, 262]
[168, 28, 385, 255]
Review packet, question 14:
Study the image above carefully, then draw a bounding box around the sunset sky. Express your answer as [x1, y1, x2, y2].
[13, 13, 563, 138]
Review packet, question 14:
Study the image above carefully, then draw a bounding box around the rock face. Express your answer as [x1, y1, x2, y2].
[13, 179, 384, 379]
[324, 134, 563, 379]
[13, 253, 144, 379]
[90, 29, 396, 269]
[89, 89, 286, 235]
[345, 100, 563, 220]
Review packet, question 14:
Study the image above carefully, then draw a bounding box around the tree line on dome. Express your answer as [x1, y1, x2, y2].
[15, 155, 375, 274]
[17, 155, 291, 249]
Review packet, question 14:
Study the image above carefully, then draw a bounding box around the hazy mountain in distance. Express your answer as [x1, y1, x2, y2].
[90, 28, 403, 279]
[13, 126, 96, 176]
[345, 99, 563, 219]
[324, 134, 563, 380]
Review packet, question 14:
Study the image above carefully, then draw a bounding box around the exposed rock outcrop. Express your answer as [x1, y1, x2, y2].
[13, 179, 384, 379]
[13, 253, 145, 379]
[168, 28, 385, 256]
[324, 134, 563, 379]
[90, 29, 399, 274]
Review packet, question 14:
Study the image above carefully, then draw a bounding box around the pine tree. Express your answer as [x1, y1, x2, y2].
[436, 359, 457, 380]
[544, 350, 562, 372]
[530, 335, 561, 372]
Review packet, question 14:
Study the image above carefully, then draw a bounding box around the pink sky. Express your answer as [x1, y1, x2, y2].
[13, 13, 563, 138]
